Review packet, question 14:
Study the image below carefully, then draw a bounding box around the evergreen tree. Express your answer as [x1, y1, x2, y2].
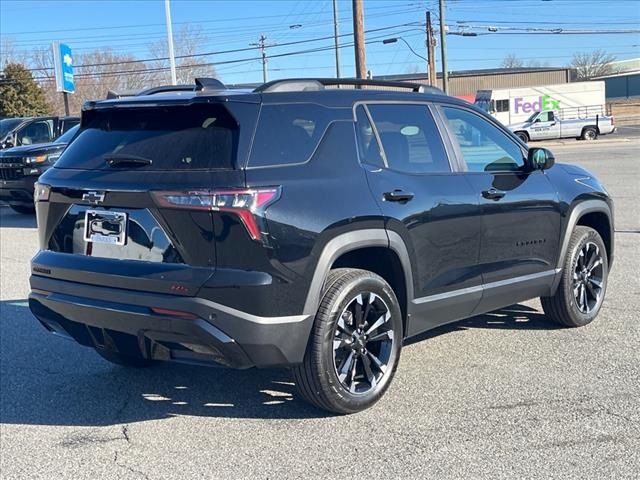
[0, 63, 52, 117]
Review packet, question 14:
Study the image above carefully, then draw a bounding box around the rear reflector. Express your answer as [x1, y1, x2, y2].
[152, 187, 281, 241]
[151, 307, 198, 319]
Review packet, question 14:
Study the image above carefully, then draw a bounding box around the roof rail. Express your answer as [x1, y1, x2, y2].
[134, 78, 226, 96]
[254, 77, 443, 94]
[137, 85, 195, 96]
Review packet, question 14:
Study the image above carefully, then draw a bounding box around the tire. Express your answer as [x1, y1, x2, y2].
[581, 127, 598, 141]
[96, 348, 156, 367]
[293, 268, 403, 414]
[515, 131, 529, 144]
[9, 204, 35, 215]
[541, 226, 608, 327]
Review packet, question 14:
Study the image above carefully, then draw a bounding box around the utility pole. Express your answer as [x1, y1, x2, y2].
[164, 0, 177, 85]
[252, 34, 269, 83]
[426, 11, 437, 87]
[332, 0, 341, 78]
[352, 0, 367, 79]
[438, 0, 448, 93]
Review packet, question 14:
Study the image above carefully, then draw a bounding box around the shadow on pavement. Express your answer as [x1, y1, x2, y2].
[0, 206, 37, 229]
[1, 299, 558, 426]
[405, 303, 561, 346]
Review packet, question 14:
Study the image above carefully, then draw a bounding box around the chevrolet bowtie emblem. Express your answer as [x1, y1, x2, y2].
[82, 191, 105, 204]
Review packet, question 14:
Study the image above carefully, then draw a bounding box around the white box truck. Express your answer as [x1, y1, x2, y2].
[474, 81, 606, 125]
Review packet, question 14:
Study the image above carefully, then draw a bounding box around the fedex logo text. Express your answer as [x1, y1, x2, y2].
[514, 95, 561, 114]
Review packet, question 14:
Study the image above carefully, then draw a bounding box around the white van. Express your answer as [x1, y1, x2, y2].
[475, 81, 606, 125]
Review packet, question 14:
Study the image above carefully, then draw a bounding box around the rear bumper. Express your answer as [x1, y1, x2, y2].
[29, 275, 314, 369]
[0, 176, 36, 206]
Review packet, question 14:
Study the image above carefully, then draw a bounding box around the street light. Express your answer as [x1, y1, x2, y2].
[382, 37, 428, 62]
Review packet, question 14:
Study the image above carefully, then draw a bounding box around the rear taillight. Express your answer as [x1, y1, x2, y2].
[152, 187, 281, 242]
[34, 183, 51, 202]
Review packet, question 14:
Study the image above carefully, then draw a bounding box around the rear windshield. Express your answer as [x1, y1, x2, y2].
[55, 104, 238, 170]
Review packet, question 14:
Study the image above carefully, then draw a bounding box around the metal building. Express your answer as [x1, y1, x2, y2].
[376, 67, 573, 101]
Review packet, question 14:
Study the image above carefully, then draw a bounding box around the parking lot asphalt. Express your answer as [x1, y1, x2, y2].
[1, 139, 639, 480]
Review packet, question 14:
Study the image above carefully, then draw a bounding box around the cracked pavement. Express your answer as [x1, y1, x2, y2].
[1, 141, 639, 479]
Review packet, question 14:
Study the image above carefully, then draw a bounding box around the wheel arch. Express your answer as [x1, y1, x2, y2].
[302, 229, 414, 335]
[582, 125, 600, 135]
[553, 199, 614, 290]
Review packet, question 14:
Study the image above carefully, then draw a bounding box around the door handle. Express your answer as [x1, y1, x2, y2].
[383, 190, 414, 202]
[482, 188, 506, 200]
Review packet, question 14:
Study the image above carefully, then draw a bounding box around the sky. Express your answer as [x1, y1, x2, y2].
[1, 0, 639, 85]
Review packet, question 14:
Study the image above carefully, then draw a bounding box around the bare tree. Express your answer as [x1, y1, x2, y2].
[0, 38, 28, 66]
[501, 53, 524, 69]
[148, 24, 217, 85]
[570, 50, 617, 80]
[30, 47, 149, 115]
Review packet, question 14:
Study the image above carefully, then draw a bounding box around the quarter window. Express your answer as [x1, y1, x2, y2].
[249, 103, 330, 167]
[442, 106, 524, 172]
[355, 106, 384, 167]
[366, 104, 450, 174]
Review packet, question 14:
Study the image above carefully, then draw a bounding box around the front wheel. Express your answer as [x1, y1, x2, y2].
[293, 268, 403, 414]
[541, 226, 608, 327]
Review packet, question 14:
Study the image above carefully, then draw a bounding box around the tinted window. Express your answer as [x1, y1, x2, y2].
[442, 107, 524, 172]
[61, 118, 80, 133]
[367, 104, 449, 174]
[55, 124, 79, 144]
[496, 99, 509, 112]
[55, 104, 238, 170]
[355, 106, 384, 167]
[249, 103, 331, 167]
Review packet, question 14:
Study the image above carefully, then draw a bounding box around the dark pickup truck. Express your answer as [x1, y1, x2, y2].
[0, 125, 78, 213]
[0, 116, 79, 150]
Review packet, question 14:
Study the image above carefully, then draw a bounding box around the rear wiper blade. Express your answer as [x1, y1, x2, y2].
[104, 154, 153, 167]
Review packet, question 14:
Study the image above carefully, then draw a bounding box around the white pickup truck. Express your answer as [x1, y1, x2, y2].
[508, 109, 616, 143]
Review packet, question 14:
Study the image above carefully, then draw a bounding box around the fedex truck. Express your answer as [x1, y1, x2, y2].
[474, 81, 606, 125]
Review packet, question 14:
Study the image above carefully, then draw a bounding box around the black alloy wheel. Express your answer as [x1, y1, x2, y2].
[293, 268, 403, 414]
[332, 292, 395, 395]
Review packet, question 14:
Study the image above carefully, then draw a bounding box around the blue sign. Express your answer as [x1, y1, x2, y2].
[53, 42, 75, 93]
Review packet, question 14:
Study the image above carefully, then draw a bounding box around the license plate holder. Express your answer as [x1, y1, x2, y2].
[84, 209, 128, 246]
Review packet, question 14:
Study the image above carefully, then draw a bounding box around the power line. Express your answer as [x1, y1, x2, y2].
[19, 21, 425, 73]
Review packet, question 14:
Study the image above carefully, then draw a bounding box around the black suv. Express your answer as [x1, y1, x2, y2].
[29, 78, 614, 414]
[0, 125, 79, 213]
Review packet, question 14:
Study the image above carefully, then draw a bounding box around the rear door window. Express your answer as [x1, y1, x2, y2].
[366, 103, 450, 174]
[248, 103, 332, 168]
[55, 104, 239, 170]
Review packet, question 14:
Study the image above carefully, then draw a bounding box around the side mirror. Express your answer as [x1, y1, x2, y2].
[528, 147, 555, 170]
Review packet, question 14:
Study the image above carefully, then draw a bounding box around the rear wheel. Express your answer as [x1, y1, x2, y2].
[95, 348, 156, 367]
[9, 205, 35, 215]
[581, 127, 598, 141]
[293, 268, 403, 414]
[541, 226, 608, 327]
[515, 131, 529, 143]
